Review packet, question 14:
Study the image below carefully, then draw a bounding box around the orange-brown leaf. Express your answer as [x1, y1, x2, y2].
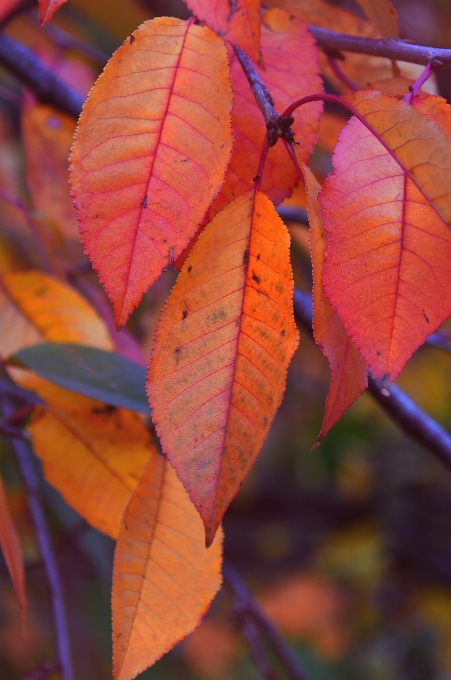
[303, 164, 367, 444]
[38, 0, 68, 25]
[28, 405, 153, 538]
[210, 8, 322, 216]
[112, 452, 222, 680]
[21, 104, 81, 253]
[69, 18, 233, 329]
[187, 0, 262, 64]
[320, 91, 451, 383]
[354, 0, 399, 38]
[0, 475, 26, 631]
[147, 190, 299, 545]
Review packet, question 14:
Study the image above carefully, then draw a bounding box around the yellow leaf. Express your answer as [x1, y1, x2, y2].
[28, 406, 153, 538]
[113, 452, 223, 680]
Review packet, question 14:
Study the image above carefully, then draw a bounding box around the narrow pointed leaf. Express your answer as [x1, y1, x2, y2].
[12, 344, 149, 413]
[186, 0, 262, 64]
[38, 0, 68, 25]
[210, 8, 322, 216]
[320, 91, 451, 383]
[69, 17, 233, 328]
[0, 475, 26, 631]
[28, 406, 153, 538]
[304, 164, 367, 445]
[113, 452, 222, 680]
[147, 190, 299, 545]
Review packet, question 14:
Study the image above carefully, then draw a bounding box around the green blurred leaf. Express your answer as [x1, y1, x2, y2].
[10, 343, 149, 413]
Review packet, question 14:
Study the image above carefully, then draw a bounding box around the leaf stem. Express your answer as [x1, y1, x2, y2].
[325, 53, 360, 91]
[404, 60, 435, 104]
[223, 563, 310, 680]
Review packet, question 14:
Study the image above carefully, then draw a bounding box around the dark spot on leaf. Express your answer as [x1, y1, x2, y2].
[163, 239, 167, 243]
[187, 266, 192, 273]
[130, 34, 135, 44]
[423, 309, 430, 323]
[95, 214, 99, 218]
[182, 310, 188, 319]
[377, 351, 381, 356]
[142, 195, 147, 209]
[252, 272, 260, 284]
[243, 249, 249, 266]
[281, 329, 285, 336]
[257, 253, 260, 260]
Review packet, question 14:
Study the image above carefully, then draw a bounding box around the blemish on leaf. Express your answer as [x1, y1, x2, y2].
[129, 34, 135, 44]
[281, 329, 285, 336]
[377, 351, 381, 356]
[182, 310, 188, 319]
[187, 266, 192, 273]
[142, 195, 148, 209]
[243, 250, 249, 266]
[257, 253, 260, 260]
[252, 272, 260, 284]
[423, 310, 430, 323]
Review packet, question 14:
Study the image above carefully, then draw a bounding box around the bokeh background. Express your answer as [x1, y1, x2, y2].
[1, 0, 451, 678]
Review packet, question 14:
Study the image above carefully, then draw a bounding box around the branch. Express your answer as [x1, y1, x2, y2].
[309, 25, 451, 68]
[223, 563, 310, 680]
[0, 34, 84, 118]
[292, 288, 451, 472]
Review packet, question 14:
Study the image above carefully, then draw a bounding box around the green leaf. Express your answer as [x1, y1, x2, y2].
[10, 344, 149, 413]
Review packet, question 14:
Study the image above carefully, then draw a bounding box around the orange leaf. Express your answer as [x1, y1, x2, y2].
[21, 104, 81, 249]
[69, 18, 233, 329]
[303, 163, 367, 444]
[354, 0, 399, 39]
[0, 475, 26, 632]
[320, 91, 451, 383]
[147, 190, 299, 545]
[1, 270, 112, 354]
[210, 8, 322, 216]
[38, 0, 68, 25]
[28, 405, 153, 538]
[112, 452, 222, 680]
[186, 0, 262, 64]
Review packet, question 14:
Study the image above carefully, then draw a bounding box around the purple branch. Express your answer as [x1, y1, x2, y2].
[223, 564, 310, 680]
[12, 438, 74, 680]
[326, 53, 360, 91]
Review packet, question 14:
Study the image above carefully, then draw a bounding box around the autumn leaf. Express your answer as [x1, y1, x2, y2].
[147, 190, 299, 545]
[303, 163, 367, 445]
[1, 270, 112, 357]
[112, 451, 223, 680]
[210, 8, 322, 216]
[38, 0, 68, 25]
[354, 0, 399, 39]
[69, 17, 233, 329]
[186, 0, 262, 64]
[0, 475, 26, 632]
[28, 405, 154, 538]
[320, 91, 451, 383]
[21, 104, 80, 251]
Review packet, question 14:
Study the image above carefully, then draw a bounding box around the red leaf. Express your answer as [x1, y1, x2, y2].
[303, 163, 367, 445]
[210, 8, 322, 217]
[69, 18, 233, 328]
[186, 0, 262, 64]
[320, 91, 451, 383]
[0, 475, 26, 632]
[147, 190, 299, 545]
[38, 0, 68, 25]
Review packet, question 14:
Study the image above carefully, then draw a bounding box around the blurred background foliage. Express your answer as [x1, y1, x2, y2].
[1, 0, 451, 679]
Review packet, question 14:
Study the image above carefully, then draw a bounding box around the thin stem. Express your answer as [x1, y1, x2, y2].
[326, 53, 360, 91]
[309, 25, 451, 68]
[234, 45, 278, 127]
[223, 564, 311, 680]
[12, 438, 74, 680]
[404, 61, 434, 104]
[254, 136, 269, 191]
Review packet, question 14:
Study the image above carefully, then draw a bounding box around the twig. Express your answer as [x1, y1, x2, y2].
[277, 206, 308, 225]
[0, 34, 84, 119]
[12, 438, 74, 680]
[404, 60, 435, 104]
[326, 53, 360, 91]
[309, 25, 451, 68]
[292, 288, 451, 472]
[223, 564, 310, 680]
